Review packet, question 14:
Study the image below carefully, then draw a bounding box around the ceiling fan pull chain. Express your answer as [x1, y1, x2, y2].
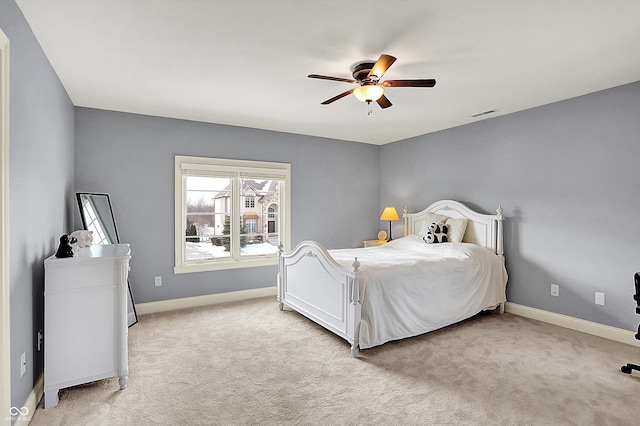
[367, 100, 373, 116]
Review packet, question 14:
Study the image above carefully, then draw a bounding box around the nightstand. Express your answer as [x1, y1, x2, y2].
[363, 239, 387, 247]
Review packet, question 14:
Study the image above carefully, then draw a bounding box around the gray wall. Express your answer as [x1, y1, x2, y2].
[381, 81, 640, 331]
[74, 108, 380, 304]
[1, 0, 75, 410]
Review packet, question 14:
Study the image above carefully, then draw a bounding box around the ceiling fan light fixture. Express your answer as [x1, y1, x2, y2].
[308, 54, 435, 110]
[353, 85, 384, 103]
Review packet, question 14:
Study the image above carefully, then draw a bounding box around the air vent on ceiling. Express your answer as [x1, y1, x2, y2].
[471, 109, 498, 118]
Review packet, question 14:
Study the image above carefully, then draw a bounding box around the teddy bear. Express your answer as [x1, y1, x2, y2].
[423, 222, 449, 244]
[70, 230, 94, 248]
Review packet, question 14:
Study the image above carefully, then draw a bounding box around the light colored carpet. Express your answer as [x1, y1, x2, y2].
[30, 296, 639, 425]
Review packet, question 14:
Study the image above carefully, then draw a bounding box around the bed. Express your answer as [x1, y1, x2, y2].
[277, 199, 507, 357]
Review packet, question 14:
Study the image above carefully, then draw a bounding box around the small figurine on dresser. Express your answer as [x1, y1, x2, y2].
[54, 235, 74, 258]
[70, 230, 93, 248]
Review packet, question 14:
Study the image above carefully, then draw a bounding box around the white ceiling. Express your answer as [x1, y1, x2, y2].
[15, 0, 640, 145]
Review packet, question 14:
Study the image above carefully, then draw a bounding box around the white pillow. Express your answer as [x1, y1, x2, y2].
[445, 217, 468, 243]
[418, 213, 448, 236]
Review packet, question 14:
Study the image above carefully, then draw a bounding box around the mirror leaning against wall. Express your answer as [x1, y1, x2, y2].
[76, 192, 138, 327]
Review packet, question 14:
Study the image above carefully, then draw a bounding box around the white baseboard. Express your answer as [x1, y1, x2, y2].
[505, 302, 640, 348]
[135, 286, 277, 316]
[12, 373, 42, 424]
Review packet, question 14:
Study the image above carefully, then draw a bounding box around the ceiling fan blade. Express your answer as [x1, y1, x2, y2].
[376, 94, 393, 109]
[368, 54, 397, 80]
[381, 79, 436, 88]
[308, 74, 358, 84]
[321, 89, 355, 105]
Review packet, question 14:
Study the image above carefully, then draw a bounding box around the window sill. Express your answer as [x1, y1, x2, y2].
[174, 256, 279, 274]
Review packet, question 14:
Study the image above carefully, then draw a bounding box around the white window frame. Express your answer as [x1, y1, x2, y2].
[174, 155, 290, 274]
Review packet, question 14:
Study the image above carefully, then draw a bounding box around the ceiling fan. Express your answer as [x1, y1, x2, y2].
[308, 54, 436, 114]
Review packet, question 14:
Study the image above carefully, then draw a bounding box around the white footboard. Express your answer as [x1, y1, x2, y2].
[277, 241, 362, 357]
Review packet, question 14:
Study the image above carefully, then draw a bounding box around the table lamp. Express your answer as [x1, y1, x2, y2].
[380, 206, 400, 241]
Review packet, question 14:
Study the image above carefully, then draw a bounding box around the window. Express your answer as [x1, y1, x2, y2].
[268, 205, 277, 234]
[245, 218, 257, 234]
[245, 196, 255, 209]
[175, 156, 290, 273]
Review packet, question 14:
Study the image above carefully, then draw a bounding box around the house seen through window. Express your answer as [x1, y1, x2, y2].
[175, 156, 290, 273]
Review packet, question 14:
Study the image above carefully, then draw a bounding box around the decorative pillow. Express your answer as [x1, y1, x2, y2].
[418, 213, 448, 236]
[445, 217, 468, 243]
[423, 222, 449, 244]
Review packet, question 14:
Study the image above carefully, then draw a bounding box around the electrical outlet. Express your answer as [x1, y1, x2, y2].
[20, 352, 26, 377]
[154, 276, 162, 287]
[550, 284, 559, 297]
[595, 292, 605, 306]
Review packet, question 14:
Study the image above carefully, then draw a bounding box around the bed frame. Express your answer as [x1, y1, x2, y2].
[277, 200, 505, 357]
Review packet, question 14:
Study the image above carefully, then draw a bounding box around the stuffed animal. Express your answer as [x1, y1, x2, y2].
[70, 230, 94, 248]
[423, 222, 449, 244]
[55, 235, 74, 258]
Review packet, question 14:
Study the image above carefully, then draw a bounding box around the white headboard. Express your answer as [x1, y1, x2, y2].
[403, 200, 504, 256]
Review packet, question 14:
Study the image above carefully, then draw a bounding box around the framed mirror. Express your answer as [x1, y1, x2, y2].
[76, 192, 138, 327]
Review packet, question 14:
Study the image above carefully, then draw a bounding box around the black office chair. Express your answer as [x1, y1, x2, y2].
[621, 272, 640, 375]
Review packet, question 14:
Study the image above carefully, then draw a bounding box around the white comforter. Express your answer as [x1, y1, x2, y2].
[329, 235, 508, 349]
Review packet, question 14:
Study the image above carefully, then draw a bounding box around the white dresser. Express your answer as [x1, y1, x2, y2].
[44, 244, 131, 408]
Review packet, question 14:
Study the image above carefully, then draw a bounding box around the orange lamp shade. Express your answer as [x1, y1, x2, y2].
[380, 207, 400, 221]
